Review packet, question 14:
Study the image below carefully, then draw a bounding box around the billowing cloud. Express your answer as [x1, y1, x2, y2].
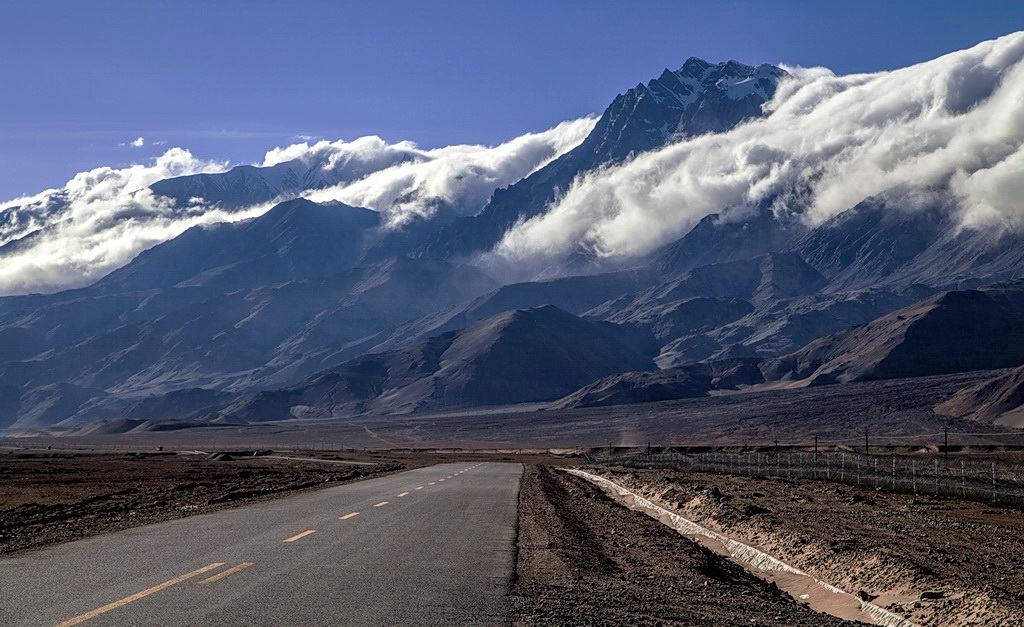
[0, 119, 596, 295]
[261, 135, 424, 173]
[493, 32, 1024, 269]
[118, 136, 146, 147]
[0, 148, 233, 295]
[302, 117, 597, 227]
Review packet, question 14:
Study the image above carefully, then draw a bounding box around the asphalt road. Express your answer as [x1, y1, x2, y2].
[0, 462, 522, 626]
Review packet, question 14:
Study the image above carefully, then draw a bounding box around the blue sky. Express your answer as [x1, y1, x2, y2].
[2, 0, 1022, 201]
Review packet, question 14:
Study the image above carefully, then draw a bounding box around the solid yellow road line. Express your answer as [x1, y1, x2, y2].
[199, 562, 253, 585]
[283, 530, 316, 542]
[339, 512, 360, 520]
[397, 492, 409, 497]
[56, 562, 225, 626]
[374, 501, 389, 507]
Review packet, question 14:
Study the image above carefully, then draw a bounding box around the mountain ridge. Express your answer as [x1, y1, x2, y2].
[4, 41, 1024, 433]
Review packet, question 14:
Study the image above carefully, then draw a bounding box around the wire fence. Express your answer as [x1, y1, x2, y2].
[595, 450, 1024, 506]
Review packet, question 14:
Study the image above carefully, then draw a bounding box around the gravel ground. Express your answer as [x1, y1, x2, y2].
[0, 450, 404, 555]
[591, 466, 1024, 626]
[510, 465, 848, 626]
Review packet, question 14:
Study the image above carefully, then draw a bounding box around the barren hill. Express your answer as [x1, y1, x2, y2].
[936, 365, 1024, 426]
[214, 305, 658, 421]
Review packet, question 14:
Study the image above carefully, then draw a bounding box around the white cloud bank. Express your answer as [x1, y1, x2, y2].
[494, 31, 1024, 268]
[0, 149, 234, 295]
[0, 119, 595, 295]
[302, 117, 597, 227]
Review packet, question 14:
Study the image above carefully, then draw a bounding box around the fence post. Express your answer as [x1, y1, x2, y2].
[992, 462, 997, 502]
[961, 461, 966, 499]
[892, 456, 896, 490]
[934, 458, 939, 496]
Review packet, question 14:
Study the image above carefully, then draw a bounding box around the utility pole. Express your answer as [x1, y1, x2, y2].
[865, 428, 870, 457]
[943, 425, 949, 459]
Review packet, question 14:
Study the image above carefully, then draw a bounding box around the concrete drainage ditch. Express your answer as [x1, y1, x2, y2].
[565, 468, 917, 627]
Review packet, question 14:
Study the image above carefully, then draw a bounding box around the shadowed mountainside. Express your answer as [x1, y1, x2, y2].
[552, 281, 1024, 409]
[212, 306, 658, 421]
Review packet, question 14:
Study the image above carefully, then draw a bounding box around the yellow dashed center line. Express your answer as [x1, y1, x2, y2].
[415, 486, 424, 490]
[374, 501, 389, 507]
[428, 482, 436, 485]
[283, 530, 316, 542]
[199, 562, 253, 585]
[339, 512, 360, 520]
[56, 562, 224, 626]
[397, 492, 409, 497]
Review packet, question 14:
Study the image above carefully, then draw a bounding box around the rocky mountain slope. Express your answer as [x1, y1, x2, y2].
[93, 198, 381, 294]
[935, 365, 1024, 426]
[549, 281, 1024, 409]
[760, 280, 1024, 385]
[211, 306, 657, 420]
[417, 59, 787, 261]
[550, 359, 763, 409]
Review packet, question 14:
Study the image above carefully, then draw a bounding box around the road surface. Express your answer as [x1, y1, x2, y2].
[0, 462, 521, 626]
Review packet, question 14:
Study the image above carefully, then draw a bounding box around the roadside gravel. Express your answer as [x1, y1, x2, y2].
[592, 466, 1024, 626]
[510, 465, 848, 625]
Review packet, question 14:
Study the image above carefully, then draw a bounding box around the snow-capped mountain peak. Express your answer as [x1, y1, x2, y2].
[647, 58, 787, 107]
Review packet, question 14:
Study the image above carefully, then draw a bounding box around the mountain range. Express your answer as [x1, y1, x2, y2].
[3, 34, 1024, 435]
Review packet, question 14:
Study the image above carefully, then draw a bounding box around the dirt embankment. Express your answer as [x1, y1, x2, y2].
[510, 465, 848, 626]
[589, 467, 1024, 626]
